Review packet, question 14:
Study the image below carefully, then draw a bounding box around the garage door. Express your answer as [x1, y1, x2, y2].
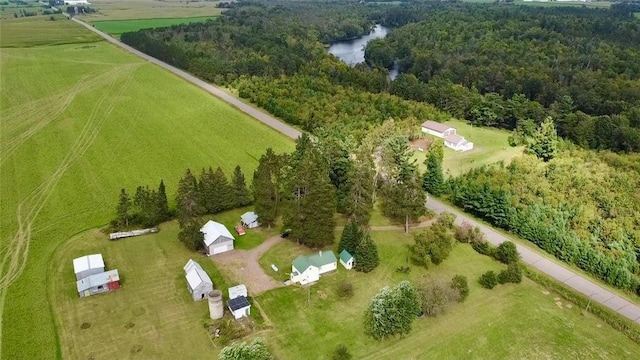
[212, 244, 230, 254]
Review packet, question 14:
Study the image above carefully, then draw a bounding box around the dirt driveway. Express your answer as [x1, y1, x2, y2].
[209, 236, 285, 296]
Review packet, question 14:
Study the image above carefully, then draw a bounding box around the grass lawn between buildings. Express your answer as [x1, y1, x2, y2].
[257, 230, 640, 359]
[91, 16, 218, 37]
[1, 17, 293, 359]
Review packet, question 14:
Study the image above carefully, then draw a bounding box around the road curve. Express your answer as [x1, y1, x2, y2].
[427, 198, 640, 324]
[71, 18, 302, 140]
[71, 18, 640, 325]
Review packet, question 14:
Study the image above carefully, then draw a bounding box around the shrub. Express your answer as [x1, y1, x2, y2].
[456, 222, 485, 244]
[494, 241, 520, 264]
[450, 275, 469, 302]
[472, 240, 492, 256]
[498, 263, 523, 284]
[219, 338, 272, 360]
[336, 281, 354, 299]
[332, 344, 352, 360]
[364, 281, 421, 340]
[418, 277, 460, 317]
[435, 212, 456, 229]
[479, 271, 498, 289]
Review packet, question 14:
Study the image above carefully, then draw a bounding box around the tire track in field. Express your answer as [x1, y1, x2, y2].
[0, 64, 138, 166]
[0, 65, 137, 354]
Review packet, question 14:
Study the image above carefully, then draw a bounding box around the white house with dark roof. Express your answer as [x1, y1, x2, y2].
[290, 251, 337, 285]
[73, 254, 105, 280]
[421, 120, 474, 152]
[201, 220, 235, 255]
[184, 259, 214, 301]
[445, 134, 474, 152]
[240, 211, 259, 229]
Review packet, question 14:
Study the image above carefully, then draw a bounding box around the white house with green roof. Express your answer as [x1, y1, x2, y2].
[290, 251, 337, 285]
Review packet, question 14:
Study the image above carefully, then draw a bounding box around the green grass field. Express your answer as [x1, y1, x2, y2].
[0, 16, 102, 47]
[0, 17, 293, 359]
[413, 119, 524, 177]
[81, 0, 222, 21]
[514, 0, 613, 8]
[91, 16, 217, 36]
[257, 231, 640, 359]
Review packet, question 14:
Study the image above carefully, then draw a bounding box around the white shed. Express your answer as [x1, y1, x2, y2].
[228, 296, 251, 319]
[184, 259, 214, 301]
[228, 284, 248, 300]
[201, 220, 235, 255]
[339, 250, 355, 270]
[240, 211, 260, 229]
[73, 254, 105, 280]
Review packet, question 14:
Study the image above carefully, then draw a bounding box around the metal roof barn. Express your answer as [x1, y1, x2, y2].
[184, 259, 214, 301]
[73, 254, 105, 280]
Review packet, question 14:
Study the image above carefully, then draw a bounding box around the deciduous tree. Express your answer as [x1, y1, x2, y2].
[364, 281, 420, 340]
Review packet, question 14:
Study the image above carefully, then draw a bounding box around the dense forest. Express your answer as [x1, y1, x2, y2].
[367, 3, 640, 152]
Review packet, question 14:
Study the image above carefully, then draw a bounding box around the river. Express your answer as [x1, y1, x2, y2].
[327, 24, 398, 80]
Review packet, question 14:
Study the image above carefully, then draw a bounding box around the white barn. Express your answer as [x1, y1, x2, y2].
[445, 134, 474, 152]
[290, 251, 337, 285]
[76, 269, 120, 297]
[240, 211, 260, 229]
[73, 254, 105, 280]
[184, 259, 214, 301]
[339, 250, 354, 270]
[228, 296, 251, 319]
[228, 284, 248, 300]
[421, 120, 456, 138]
[201, 220, 235, 255]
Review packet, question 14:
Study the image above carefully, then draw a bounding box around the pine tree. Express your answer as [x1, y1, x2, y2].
[176, 169, 205, 251]
[364, 281, 420, 340]
[283, 134, 336, 248]
[339, 220, 362, 255]
[212, 166, 234, 212]
[232, 165, 252, 207]
[354, 232, 379, 273]
[198, 167, 216, 213]
[422, 150, 444, 195]
[527, 116, 558, 162]
[156, 179, 170, 221]
[252, 148, 284, 228]
[346, 147, 375, 228]
[116, 188, 131, 228]
[383, 172, 427, 233]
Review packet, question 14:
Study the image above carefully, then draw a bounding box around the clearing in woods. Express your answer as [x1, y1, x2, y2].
[0, 16, 293, 359]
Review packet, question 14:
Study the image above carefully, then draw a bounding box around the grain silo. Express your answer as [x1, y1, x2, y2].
[208, 290, 224, 320]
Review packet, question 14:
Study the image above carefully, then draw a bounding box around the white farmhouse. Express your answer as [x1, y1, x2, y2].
[201, 220, 235, 255]
[444, 134, 474, 152]
[290, 251, 337, 285]
[421, 120, 456, 138]
[184, 259, 214, 301]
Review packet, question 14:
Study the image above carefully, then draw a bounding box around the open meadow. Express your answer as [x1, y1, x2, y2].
[79, 0, 222, 21]
[91, 16, 217, 36]
[0, 16, 293, 359]
[413, 119, 524, 177]
[258, 231, 640, 359]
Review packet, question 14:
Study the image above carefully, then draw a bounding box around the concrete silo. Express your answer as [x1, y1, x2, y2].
[207, 290, 224, 320]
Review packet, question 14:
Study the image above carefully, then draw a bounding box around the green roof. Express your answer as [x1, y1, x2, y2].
[293, 251, 337, 272]
[339, 250, 353, 263]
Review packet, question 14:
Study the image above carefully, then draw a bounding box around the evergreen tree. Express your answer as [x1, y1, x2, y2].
[354, 232, 379, 273]
[157, 179, 170, 221]
[252, 148, 285, 228]
[346, 147, 375, 228]
[283, 134, 336, 247]
[116, 188, 131, 228]
[212, 166, 234, 212]
[133, 186, 161, 227]
[364, 281, 420, 340]
[382, 172, 427, 233]
[232, 165, 252, 207]
[339, 220, 362, 255]
[199, 167, 216, 213]
[527, 116, 558, 162]
[422, 150, 444, 195]
[176, 169, 205, 251]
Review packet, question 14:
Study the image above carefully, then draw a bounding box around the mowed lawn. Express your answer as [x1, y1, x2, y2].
[80, 0, 222, 21]
[413, 119, 524, 177]
[92, 16, 217, 36]
[0, 18, 293, 359]
[50, 220, 241, 360]
[257, 231, 640, 359]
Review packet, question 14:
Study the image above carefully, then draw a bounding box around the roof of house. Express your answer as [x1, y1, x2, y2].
[73, 254, 104, 274]
[200, 220, 235, 246]
[184, 260, 213, 290]
[339, 249, 353, 263]
[228, 295, 251, 311]
[76, 269, 119, 292]
[293, 251, 337, 273]
[240, 211, 259, 224]
[445, 134, 465, 145]
[421, 120, 454, 134]
[228, 284, 248, 299]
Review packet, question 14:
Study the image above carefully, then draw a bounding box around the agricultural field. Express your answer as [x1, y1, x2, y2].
[258, 231, 640, 359]
[515, 0, 613, 8]
[91, 16, 217, 36]
[0, 17, 293, 359]
[79, 0, 223, 21]
[412, 119, 524, 177]
[0, 16, 101, 47]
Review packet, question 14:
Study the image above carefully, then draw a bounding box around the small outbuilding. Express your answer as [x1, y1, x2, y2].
[73, 254, 105, 280]
[184, 259, 214, 301]
[339, 250, 355, 270]
[421, 120, 456, 138]
[228, 284, 248, 300]
[76, 269, 120, 297]
[240, 211, 260, 229]
[228, 296, 251, 320]
[445, 134, 474, 152]
[290, 251, 337, 285]
[201, 220, 235, 255]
